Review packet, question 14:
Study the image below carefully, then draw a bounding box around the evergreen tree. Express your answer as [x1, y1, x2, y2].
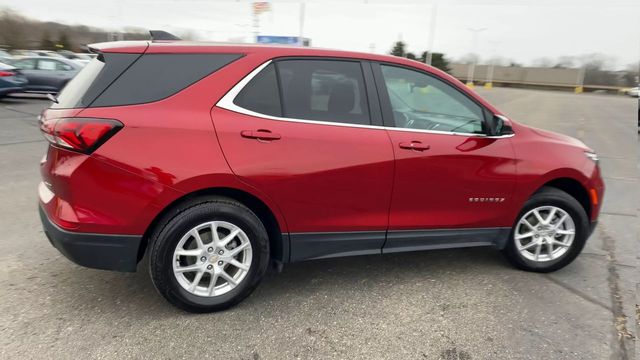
[420, 51, 451, 73]
[390, 41, 406, 57]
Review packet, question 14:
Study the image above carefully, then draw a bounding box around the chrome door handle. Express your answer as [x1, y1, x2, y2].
[398, 141, 430, 151]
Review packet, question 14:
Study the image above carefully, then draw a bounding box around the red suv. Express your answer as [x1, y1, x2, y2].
[38, 36, 604, 312]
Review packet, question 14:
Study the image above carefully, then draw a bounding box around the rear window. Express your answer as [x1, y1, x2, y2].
[276, 59, 370, 125]
[53, 53, 242, 109]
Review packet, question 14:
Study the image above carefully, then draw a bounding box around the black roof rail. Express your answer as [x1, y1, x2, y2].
[149, 30, 181, 41]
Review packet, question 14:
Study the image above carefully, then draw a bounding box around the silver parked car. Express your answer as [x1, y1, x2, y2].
[0, 49, 13, 64]
[627, 87, 639, 98]
[10, 56, 82, 94]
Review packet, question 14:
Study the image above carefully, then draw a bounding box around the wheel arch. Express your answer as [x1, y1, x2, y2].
[139, 187, 289, 267]
[535, 177, 591, 220]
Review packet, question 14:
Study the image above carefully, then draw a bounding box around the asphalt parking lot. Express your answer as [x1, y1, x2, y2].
[0, 88, 637, 359]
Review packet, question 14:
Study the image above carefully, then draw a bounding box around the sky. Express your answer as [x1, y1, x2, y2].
[1, 0, 639, 69]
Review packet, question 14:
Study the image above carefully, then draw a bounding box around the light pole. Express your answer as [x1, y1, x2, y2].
[484, 40, 500, 89]
[425, 2, 438, 65]
[466, 27, 487, 88]
[575, 66, 585, 94]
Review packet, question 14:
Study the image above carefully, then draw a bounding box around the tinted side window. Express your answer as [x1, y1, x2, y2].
[56, 62, 74, 71]
[53, 53, 140, 109]
[234, 63, 281, 117]
[276, 60, 370, 125]
[91, 53, 242, 107]
[380, 65, 484, 134]
[37, 59, 58, 71]
[14, 59, 36, 70]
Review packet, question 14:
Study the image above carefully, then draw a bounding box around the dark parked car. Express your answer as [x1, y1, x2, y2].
[0, 62, 28, 99]
[11, 56, 81, 94]
[39, 36, 604, 312]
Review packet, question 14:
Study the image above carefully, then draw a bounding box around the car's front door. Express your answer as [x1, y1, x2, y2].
[213, 58, 394, 261]
[372, 63, 517, 252]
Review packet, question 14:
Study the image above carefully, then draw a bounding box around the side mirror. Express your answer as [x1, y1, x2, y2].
[487, 115, 513, 136]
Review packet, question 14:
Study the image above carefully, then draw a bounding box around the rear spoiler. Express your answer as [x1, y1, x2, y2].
[149, 30, 181, 41]
[86, 30, 179, 54]
[87, 41, 150, 54]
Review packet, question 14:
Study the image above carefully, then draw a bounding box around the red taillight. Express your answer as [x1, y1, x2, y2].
[0, 71, 15, 77]
[39, 117, 123, 154]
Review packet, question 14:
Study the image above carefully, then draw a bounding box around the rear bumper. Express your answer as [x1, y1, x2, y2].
[39, 205, 142, 272]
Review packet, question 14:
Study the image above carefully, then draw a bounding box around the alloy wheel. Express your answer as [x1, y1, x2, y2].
[514, 206, 575, 262]
[172, 221, 252, 297]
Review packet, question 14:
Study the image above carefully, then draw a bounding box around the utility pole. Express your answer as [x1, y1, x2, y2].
[485, 60, 494, 89]
[253, 10, 260, 43]
[298, 0, 306, 46]
[466, 27, 487, 88]
[425, 2, 438, 65]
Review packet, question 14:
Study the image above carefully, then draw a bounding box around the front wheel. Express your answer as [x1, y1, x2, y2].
[503, 187, 590, 272]
[149, 197, 270, 312]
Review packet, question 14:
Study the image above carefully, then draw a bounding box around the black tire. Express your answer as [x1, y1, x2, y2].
[503, 187, 589, 273]
[149, 196, 270, 312]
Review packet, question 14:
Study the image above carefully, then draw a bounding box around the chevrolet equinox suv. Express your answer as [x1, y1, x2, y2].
[38, 36, 604, 312]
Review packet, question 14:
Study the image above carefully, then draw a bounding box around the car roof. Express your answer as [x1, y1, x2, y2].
[14, 56, 76, 63]
[13, 56, 82, 68]
[89, 40, 425, 67]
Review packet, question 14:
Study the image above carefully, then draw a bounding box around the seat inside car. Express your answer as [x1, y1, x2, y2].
[327, 81, 356, 117]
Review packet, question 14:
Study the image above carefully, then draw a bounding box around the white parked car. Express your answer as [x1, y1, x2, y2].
[627, 87, 639, 97]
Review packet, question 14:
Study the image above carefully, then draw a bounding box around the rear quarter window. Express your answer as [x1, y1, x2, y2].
[54, 53, 142, 109]
[90, 53, 242, 107]
[53, 53, 242, 109]
[233, 63, 282, 117]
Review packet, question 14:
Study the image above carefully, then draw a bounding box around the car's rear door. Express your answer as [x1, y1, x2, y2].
[12, 58, 40, 90]
[35, 59, 68, 92]
[213, 58, 394, 261]
[371, 62, 517, 252]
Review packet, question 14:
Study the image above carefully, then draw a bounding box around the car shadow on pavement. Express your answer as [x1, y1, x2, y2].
[248, 247, 509, 306]
[50, 246, 510, 316]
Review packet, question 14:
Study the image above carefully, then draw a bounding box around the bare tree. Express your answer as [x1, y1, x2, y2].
[0, 7, 150, 51]
[532, 57, 554, 67]
[0, 8, 28, 48]
[554, 56, 576, 69]
[621, 63, 639, 86]
[458, 53, 480, 65]
[579, 53, 619, 85]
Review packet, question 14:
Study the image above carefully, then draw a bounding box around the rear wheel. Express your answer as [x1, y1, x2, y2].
[149, 197, 270, 312]
[503, 187, 589, 272]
